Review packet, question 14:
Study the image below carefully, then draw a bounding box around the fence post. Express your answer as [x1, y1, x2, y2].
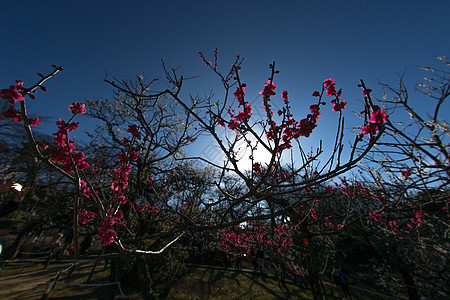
[66, 263, 78, 279]
[86, 258, 101, 283]
[41, 270, 61, 300]
[43, 250, 54, 269]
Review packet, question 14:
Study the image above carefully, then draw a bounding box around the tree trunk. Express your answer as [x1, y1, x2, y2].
[109, 257, 120, 300]
[300, 223, 325, 300]
[395, 257, 419, 300]
[72, 190, 79, 258]
[7, 220, 38, 260]
[307, 249, 326, 300]
[140, 257, 156, 300]
[381, 246, 419, 300]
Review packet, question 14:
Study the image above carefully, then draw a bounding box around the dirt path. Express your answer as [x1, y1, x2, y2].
[0, 260, 95, 299]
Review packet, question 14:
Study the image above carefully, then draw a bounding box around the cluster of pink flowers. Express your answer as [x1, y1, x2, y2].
[220, 221, 295, 260]
[1, 67, 157, 250]
[97, 209, 126, 246]
[323, 78, 337, 96]
[369, 212, 382, 221]
[388, 221, 398, 235]
[401, 169, 411, 179]
[1, 80, 41, 125]
[361, 105, 389, 136]
[356, 182, 370, 197]
[374, 195, 386, 204]
[261, 79, 277, 120]
[234, 84, 246, 103]
[260, 80, 277, 98]
[308, 208, 316, 220]
[221, 66, 314, 153]
[0, 80, 25, 103]
[324, 217, 336, 228]
[286, 261, 305, 276]
[79, 209, 96, 225]
[198, 51, 212, 67]
[335, 179, 355, 198]
[281, 90, 288, 101]
[111, 133, 140, 194]
[268, 77, 347, 154]
[1, 66, 63, 124]
[331, 99, 347, 112]
[184, 135, 196, 145]
[118, 150, 138, 165]
[50, 104, 89, 173]
[285, 104, 321, 139]
[4, 56, 404, 255]
[236, 103, 253, 123]
[362, 88, 372, 95]
[206, 58, 355, 162]
[69, 102, 87, 114]
[134, 202, 158, 214]
[111, 165, 132, 192]
[222, 84, 253, 132]
[252, 162, 262, 175]
[322, 78, 347, 112]
[264, 85, 323, 154]
[407, 211, 425, 228]
[83, 187, 98, 198]
[3, 106, 23, 122]
[127, 124, 141, 140]
[29, 117, 41, 126]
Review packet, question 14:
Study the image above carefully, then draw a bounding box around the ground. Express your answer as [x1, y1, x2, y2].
[0, 260, 116, 299]
[0, 260, 394, 299]
[0, 260, 313, 299]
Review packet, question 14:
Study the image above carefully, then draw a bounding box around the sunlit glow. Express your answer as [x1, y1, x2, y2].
[235, 137, 273, 171]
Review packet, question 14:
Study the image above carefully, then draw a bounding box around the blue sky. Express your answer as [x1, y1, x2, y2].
[1, 0, 449, 168]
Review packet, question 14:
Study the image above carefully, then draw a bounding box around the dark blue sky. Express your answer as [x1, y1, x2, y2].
[1, 0, 448, 166]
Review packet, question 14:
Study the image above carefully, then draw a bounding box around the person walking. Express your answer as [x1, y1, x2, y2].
[234, 251, 242, 271]
[332, 268, 352, 299]
[250, 248, 258, 271]
[257, 249, 265, 275]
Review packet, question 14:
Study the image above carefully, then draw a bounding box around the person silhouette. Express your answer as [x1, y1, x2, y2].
[332, 268, 352, 299]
